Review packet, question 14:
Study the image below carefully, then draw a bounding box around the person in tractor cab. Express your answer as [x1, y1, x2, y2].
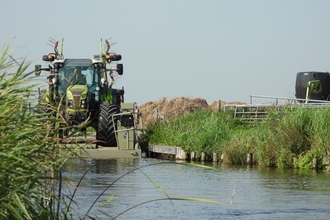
[73, 67, 86, 85]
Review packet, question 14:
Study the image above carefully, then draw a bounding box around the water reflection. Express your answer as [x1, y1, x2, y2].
[62, 158, 330, 219]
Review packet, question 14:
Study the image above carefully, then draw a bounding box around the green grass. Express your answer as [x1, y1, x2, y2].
[145, 106, 330, 169]
[148, 110, 235, 157]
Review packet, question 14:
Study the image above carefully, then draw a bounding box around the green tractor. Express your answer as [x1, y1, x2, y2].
[35, 38, 141, 149]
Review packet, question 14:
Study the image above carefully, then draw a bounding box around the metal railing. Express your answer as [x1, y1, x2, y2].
[249, 95, 330, 105]
[224, 95, 330, 121]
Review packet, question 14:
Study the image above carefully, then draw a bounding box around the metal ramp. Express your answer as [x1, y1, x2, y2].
[224, 95, 330, 122]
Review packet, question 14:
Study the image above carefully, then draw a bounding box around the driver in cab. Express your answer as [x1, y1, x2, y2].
[73, 67, 86, 85]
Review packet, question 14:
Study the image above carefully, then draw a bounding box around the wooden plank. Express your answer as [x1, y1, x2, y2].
[150, 145, 177, 155]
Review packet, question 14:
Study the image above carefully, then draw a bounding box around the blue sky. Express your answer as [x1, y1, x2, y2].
[1, 0, 330, 105]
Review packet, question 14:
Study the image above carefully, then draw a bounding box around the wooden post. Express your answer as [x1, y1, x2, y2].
[217, 100, 221, 112]
[201, 152, 206, 162]
[313, 158, 318, 170]
[190, 152, 196, 161]
[247, 153, 253, 166]
[213, 153, 218, 163]
[176, 147, 187, 160]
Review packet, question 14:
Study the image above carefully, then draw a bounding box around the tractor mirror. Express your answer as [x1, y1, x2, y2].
[110, 54, 122, 61]
[116, 64, 123, 75]
[35, 65, 41, 76]
[42, 54, 55, 62]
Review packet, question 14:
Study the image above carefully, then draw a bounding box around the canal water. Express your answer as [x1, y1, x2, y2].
[62, 158, 330, 219]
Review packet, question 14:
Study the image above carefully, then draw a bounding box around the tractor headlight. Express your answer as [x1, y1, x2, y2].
[80, 99, 87, 109]
[81, 94, 87, 99]
[68, 100, 74, 109]
[67, 94, 72, 99]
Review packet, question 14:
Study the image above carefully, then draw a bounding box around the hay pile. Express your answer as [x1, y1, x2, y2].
[137, 97, 245, 127]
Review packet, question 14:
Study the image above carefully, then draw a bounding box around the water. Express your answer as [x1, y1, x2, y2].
[62, 158, 330, 220]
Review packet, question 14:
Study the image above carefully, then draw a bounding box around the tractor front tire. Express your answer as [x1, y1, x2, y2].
[97, 102, 120, 147]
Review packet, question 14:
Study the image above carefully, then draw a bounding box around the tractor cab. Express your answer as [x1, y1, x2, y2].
[56, 59, 95, 97]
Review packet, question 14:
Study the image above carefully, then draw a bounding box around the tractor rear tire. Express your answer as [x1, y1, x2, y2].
[97, 102, 120, 147]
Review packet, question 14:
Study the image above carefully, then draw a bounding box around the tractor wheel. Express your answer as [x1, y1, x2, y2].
[96, 102, 120, 147]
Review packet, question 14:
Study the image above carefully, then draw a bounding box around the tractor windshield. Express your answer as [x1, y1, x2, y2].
[58, 59, 98, 94]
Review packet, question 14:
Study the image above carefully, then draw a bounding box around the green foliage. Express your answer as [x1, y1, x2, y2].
[146, 105, 330, 169]
[138, 131, 150, 154]
[148, 110, 234, 155]
[221, 128, 256, 164]
[294, 148, 323, 169]
[276, 149, 295, 169]
[0, 44, 77, 219]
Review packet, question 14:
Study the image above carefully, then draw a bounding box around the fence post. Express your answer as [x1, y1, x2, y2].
[201, 152, 206, 162]
[247, 153, 253, 166]
[313, 158, 318, 170]
[217, 100, 221, 112]
[213, 153, 218, 163]
[190, 152, 196, 161]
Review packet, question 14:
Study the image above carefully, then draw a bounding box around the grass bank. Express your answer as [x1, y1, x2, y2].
[145, 107, 330, 170]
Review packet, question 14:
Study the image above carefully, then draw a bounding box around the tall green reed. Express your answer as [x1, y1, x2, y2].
[148, 110, 234, 156]
[0, 44, 78, 219]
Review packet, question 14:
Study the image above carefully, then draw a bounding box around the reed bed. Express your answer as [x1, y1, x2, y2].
[147, 105, 330, 170]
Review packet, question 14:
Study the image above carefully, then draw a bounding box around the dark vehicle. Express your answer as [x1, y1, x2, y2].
[295, 71, 330, 102]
